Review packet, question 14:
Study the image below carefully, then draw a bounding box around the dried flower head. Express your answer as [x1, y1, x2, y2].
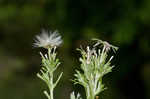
[33, 29, 62, 49]
[92, 38, 118, 52]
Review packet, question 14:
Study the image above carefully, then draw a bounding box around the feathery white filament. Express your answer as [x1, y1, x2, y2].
[34, 29, 62, 48]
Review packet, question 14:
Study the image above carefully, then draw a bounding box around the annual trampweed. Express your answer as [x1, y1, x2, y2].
[34, 29, 118, 99]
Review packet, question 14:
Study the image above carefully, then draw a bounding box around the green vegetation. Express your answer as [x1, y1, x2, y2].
[0, 0, 150, 99]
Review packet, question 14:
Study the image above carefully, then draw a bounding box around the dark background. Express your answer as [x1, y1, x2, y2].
[0, 0, 150, 99]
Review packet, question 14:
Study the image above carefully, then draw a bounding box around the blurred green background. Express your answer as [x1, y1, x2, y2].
[0, 0, 150, 99]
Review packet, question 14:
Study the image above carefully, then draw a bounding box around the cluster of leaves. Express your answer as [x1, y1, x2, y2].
[37, 47, 63, 99]
[73, 39, 118, 99]
[36, 39, 118, 99]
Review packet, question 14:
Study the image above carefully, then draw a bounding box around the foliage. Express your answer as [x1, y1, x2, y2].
[0, 0, 150, 99]
[70, 92, 82, 99]
[35, 29, 63, 99]
[37, 47, 63, 99]
[73, 39, 118, 99]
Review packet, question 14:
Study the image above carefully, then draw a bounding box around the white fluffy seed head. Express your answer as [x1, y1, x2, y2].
[33, 29, 63, 49]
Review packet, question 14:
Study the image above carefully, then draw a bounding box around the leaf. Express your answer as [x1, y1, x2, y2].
[54, 72, 63, 88]
[43, 90, 50, 99]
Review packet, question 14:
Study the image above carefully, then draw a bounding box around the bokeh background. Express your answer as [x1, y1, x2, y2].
[0, 0, 150, 99]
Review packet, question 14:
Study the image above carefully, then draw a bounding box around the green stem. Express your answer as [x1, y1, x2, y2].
[49, 73, 54, 99]
[89, 88, 95, 99]
[86, 84, 95, 99]
[50, 89, 54, 99]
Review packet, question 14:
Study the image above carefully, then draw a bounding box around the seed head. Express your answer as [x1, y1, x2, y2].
[33, 29, 63, 49]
